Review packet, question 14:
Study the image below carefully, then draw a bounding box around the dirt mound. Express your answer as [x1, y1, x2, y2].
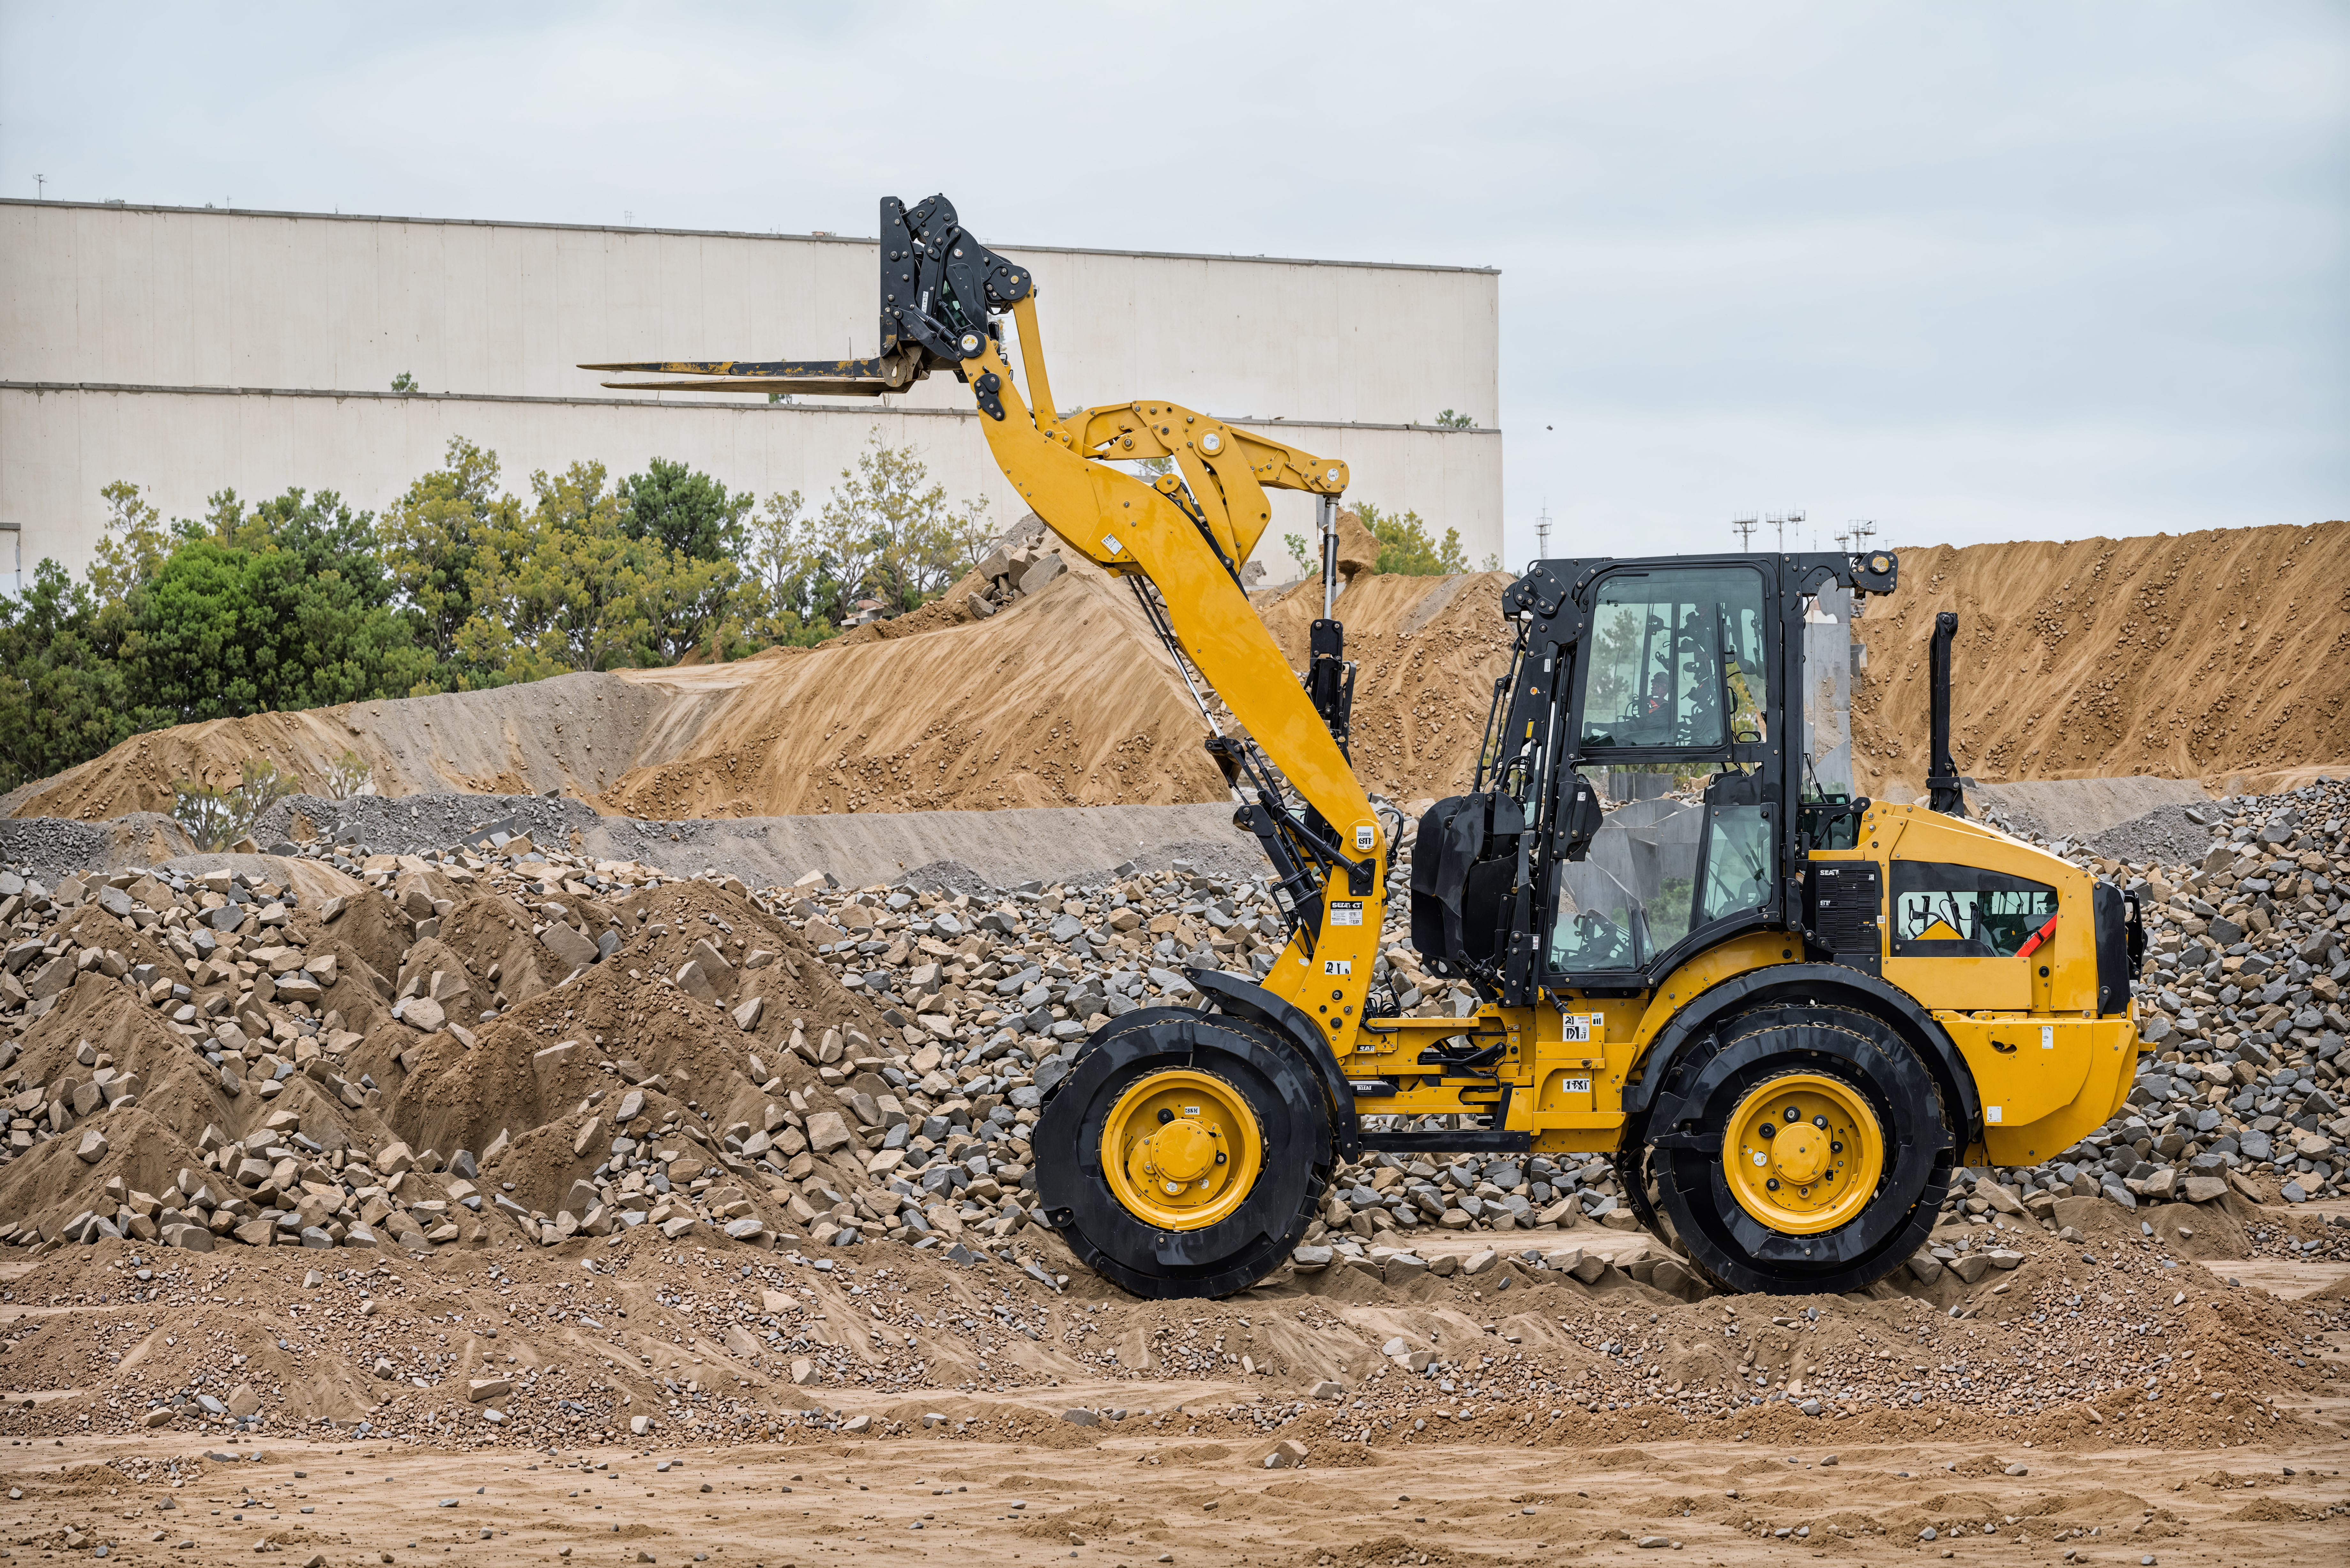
[1852, 521, 2350, 797]
[1258, 570, 1515, 803]
[11, 522, 2346, 829]
[0, 672, 671, 824]
[601, 561, 1225, 818]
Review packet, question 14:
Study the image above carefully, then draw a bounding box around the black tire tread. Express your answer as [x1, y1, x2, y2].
[1647, 1004, 1953, 1297]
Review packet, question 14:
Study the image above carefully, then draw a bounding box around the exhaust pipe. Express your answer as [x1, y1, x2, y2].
[1927, 611, 1967, 818]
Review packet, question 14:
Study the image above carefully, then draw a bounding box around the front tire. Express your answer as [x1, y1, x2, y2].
[1644, 1004, 1952, 1296]
[1034, 1007, 1333, 1300]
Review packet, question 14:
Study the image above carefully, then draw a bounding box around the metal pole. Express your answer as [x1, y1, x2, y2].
[1318, 495, 1338, 619]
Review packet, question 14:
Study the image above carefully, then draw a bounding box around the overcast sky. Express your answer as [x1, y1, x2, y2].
[4, 2, 2343, 565]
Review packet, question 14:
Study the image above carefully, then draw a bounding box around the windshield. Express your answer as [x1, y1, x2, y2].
[1579, 567, 1768, 750]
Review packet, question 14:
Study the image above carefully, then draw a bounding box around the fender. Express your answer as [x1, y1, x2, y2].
[1189, 968, 1364, 1162]
[1621, 961, 1984, 1141]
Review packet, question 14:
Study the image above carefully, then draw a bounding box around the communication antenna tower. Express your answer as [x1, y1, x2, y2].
[1534, 503, 1552, 560]
[1849, 519, 1878, 556]
[1731, 514, 1758, 550]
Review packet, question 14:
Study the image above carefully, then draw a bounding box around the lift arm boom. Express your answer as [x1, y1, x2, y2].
[589, 194, 1392, 1058]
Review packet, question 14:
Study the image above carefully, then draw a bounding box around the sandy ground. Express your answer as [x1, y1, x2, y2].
[4, 1422, 2345, 1566]
[4, 1193, 2347, 1567]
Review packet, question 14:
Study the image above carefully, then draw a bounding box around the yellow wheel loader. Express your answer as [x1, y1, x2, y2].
[589, 194, 2150, 1298]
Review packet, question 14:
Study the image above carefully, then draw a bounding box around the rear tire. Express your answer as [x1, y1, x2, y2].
[1643, 1004, 1952, 1296]
[1034, 1007, 1333, 1300]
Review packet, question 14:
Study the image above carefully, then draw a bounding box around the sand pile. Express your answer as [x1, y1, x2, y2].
[0, 673, 677, 824]
[1852, 520, 2350, 798]
[1258, 570, 1516, 804]
[600, 561, 1225, 819]
[0, 552, 1505, 829]
[11, 520, 2346, 830]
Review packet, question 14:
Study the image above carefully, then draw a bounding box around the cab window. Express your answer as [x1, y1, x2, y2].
[1890, 861, 2057, 958]
[1579, 567, 1768, 750]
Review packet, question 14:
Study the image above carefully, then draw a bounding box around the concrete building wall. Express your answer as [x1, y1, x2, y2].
[0, 384, 1499, 587]
[0, 200, 1502, 581]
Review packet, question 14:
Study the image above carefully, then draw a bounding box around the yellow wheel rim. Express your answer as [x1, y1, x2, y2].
[1100, 1068, 1263, 1233]
[1721, 1072, 1884, 1237]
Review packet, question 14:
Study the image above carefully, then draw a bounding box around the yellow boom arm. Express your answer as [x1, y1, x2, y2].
[977, 298, 1389, 1054]
[584, 192, 1393, 1082]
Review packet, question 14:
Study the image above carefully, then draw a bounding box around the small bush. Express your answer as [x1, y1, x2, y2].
[325, 749, 375, 800]
[172, 759, 294, 851]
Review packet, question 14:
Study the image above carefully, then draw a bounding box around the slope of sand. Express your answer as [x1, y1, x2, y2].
[1852, 520, 2350, 797]
[0, 672, 675, 823]
[601, 563, 1226, 818]
[1259, 570, 1516, 803]
[9, 522, 2345, 825]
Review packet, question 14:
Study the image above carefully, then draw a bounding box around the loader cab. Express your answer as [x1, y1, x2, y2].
[1417, 549, 1893, 1000]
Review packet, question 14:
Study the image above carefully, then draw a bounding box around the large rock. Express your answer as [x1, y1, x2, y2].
[675, 961, 720, 1005]
[1948, 1251, 1994, 1285]
[805, 1111, 852, 1154]
[540, 922, 599, 971]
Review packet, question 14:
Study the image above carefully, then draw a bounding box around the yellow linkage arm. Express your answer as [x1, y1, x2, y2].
[961, 310, 1386, 1057]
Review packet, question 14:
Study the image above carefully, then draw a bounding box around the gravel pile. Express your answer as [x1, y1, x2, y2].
[252, 792, 606, 858]
[1973, 777, 2350, 1215]
[6, 775, 2344, 1302]
[0, 814, 188, 887]
[2083, 801, 2219, 867]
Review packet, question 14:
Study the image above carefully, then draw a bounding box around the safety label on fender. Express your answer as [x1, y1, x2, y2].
[1558, 1076, 1592, 1094]
[1557, 1012, 1601, 1043]
[1100, 534, 1123, 556]
[2042, 1025, 2055, 1049]
[1330, 901, 1364, 927]
[1354, 824, 1375, 851]
[1323, 959, 1352, 975]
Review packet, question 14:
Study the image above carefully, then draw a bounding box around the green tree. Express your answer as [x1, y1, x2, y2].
[130, 490, 433, 723]
[1434, 409, 1477, 430]
[806, 431, 991, 616]
[737, 489, 833, 648]
[381, 436, 520, 673]
[1354, 502, 1469, 576]
[86, 480, 184, 611]
[457, 461, 655, 680]
[0, 560, 148, 792]
[1283, 532, 1317, 578]
[618, 456, 755, 562]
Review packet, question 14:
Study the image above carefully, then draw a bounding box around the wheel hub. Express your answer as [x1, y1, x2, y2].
[1101, 1068, 1263, 1232]
[1722, 1072, 1884, 1237]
